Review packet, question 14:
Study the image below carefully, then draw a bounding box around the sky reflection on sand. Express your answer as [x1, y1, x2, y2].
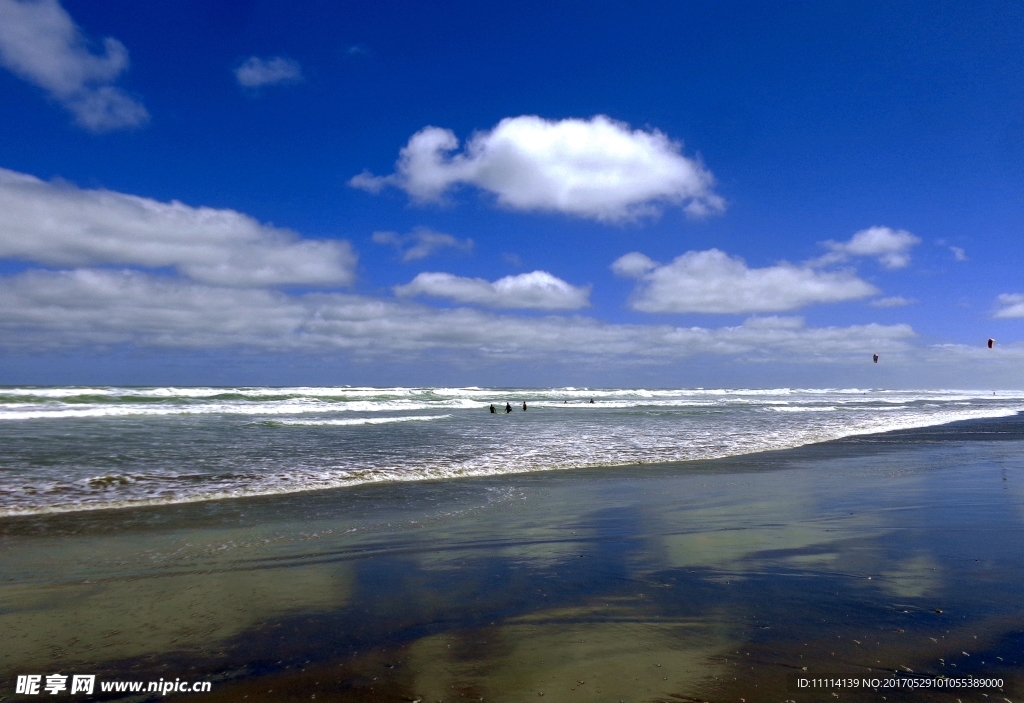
[2, 417, 1023, 700]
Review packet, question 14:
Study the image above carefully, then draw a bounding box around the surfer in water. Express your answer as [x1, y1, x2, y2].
[489, 404, 496, 413]
[522, 401, 527, 411]
[505, 402, 513, 413]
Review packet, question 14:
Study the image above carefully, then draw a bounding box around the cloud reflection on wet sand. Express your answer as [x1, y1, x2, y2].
[2, 417, 1024, 700]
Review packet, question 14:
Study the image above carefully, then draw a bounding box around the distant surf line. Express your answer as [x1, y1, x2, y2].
[263, 414, 452, 427]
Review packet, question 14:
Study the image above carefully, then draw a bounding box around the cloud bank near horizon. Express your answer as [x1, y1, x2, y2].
[0, 268, 919, 366]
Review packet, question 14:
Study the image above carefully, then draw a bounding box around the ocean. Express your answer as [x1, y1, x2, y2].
[2, 386, 1022, 517]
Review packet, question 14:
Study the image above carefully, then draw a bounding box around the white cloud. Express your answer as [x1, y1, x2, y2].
[0, 167, 357, 287]
[234, 56, 302, 88]
[610, 251, 657, 278]
[0, 268, 915, 363]
[923, 342, 1024, 364]
[372, 227, 473, 262]
[0, 268, 306, 349]
[815, 226, 921, 269]
[936, 240, 969, 262]
[394, 270, 591, 310]
[0, 0, 147, 131]
[870, 296, 914, 308]
[995, 293, 1024, 319]
[350, 115, 724, 222]
[612, 249, 879, 314]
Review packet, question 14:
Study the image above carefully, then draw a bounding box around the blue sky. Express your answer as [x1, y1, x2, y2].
[0, 0, 1022, 387]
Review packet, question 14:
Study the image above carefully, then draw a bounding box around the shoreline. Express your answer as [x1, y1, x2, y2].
[3, 408, 1021, 522]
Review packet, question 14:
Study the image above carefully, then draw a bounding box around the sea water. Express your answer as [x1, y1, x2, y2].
[1, 386, 1022, 516]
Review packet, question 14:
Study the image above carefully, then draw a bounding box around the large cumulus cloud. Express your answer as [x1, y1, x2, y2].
[351, 115, 724, 222]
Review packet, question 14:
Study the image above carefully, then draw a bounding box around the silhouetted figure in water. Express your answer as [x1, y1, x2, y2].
[589, 398, 594, 404]
[522, 401, 527, 411]
[505, 402, 512, 413]
[489, 404, 496, 413]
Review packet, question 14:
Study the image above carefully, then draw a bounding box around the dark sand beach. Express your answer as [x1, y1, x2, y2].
[4, 414, 1024, 702]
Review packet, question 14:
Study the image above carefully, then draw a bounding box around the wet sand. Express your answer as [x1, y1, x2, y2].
[3, 415, 1024, 701]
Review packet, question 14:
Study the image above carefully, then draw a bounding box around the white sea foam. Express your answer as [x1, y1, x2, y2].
[768, 405, 838, 412]
[270, 414, 451, 426]
[0, 399, 476, 420]
[1, 387, 1023, 517]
